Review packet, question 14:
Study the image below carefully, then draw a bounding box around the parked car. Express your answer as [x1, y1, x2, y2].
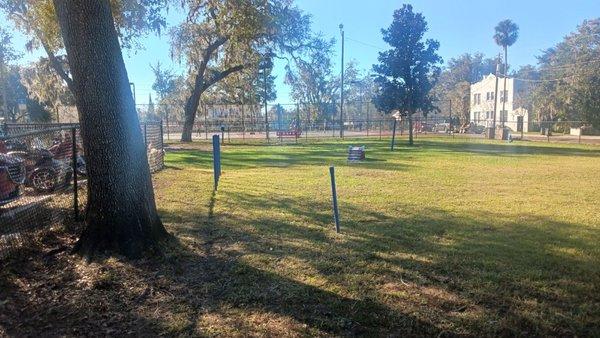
[0, 150, 26, 206]
[432, 122, 451, 133]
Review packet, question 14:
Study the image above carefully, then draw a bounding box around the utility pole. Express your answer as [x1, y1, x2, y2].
[339, 23, 345, 138]
[492, 55, 500, 134]
[501, 48, 508, 128]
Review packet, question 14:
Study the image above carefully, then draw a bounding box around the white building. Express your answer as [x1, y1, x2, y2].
[470, 74, 529, 132]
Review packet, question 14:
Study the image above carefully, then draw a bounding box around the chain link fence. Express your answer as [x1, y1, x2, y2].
[129, 101, 599, 145]
[0, 122, 164, 258]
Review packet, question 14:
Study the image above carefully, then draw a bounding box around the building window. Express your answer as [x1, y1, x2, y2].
[485, 111, 490, 119]
[500, 110, 508, 122]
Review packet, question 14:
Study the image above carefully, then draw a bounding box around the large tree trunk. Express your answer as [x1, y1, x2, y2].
[181, 75, 203, 142]
[53, 0, 167, 258]
[180, 62, 244, 142]
[181, 98, 199, 142]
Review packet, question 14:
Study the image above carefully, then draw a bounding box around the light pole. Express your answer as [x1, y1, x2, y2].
[339, 23, 345, 138]
[492, 54, 501, 136]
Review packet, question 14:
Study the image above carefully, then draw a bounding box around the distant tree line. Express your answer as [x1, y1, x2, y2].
[433, 18, 600, 130]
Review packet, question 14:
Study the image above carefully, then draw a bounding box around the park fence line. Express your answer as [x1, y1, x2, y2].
[51, 102, 597, 142]
[158, 117, 597, 144]
[0, 122, 164, 258]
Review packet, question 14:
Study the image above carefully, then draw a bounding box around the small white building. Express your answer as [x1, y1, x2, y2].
[470, 74, 529, 132]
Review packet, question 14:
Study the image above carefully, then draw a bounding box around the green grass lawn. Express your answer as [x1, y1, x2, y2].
[152, 136, 599, 336]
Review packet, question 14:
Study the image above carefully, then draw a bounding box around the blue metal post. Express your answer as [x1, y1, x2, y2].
[212, 135, 221, 189]
[329, 166, 340, 233]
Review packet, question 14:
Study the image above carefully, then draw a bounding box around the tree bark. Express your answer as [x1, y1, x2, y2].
[53, 0, 167, 258]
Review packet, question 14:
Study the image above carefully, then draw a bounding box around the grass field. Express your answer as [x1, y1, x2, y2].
[153, 137, 600, 336]
[2, 136, 599, 336]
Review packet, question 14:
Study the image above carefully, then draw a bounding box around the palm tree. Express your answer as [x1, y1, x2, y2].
[494, 20, 519, 128]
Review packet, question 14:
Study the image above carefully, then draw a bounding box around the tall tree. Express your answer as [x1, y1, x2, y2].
[372, 4, 442, 145]
[53, 0, 167, 258]
[151, 61, 177, 101]
[151, 61, 178, 124]
[533, 19, 600, 128]
[511, 64, 539, 113]
[494, 19, 519, 126]
[20, 58, 75, 122]
[285, 37, 337, 123]
[171, 0, 311, 142]
[1, 65, 53, 122]
[0, 28, 21, 119]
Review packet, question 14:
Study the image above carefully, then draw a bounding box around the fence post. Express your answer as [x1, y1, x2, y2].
[71, 127, 79, 221]
[329, 166, 340, 233]
[212, 134, 221, 190]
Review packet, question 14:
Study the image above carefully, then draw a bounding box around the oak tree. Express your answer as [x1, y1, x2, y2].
[53, 0, 168, 258]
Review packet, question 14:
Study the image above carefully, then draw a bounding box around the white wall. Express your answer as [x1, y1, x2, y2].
[470, 74, 527, 131]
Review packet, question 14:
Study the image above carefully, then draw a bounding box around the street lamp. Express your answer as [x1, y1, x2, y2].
[339, 23, 345, 138]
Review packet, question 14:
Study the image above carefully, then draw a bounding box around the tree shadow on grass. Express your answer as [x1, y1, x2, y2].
[0, 224, 441, 337]
[165, 141, 414, 172]
[159, 190, 600, 336]
[3, 189, 598, 336]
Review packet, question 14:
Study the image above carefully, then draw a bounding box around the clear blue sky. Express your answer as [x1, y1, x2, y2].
[6, 0, 600, 104]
